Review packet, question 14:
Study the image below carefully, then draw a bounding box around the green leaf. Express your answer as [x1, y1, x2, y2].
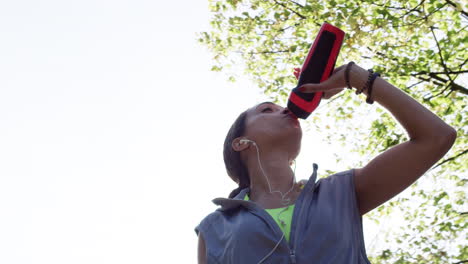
[210, 65, 222, 72]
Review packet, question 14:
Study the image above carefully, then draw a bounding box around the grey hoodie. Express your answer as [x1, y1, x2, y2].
[195, 164, 372, 264]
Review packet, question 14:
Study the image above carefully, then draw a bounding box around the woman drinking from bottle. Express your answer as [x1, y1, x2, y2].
[195, 62, 456, 264]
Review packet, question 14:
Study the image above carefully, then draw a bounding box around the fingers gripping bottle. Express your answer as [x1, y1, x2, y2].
[287, 23, 345, 119]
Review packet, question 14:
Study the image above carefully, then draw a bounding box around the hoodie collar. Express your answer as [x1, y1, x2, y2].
[213, 163, 319, 211]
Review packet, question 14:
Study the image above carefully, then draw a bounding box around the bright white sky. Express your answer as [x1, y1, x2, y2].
[0, 1, 381, 263]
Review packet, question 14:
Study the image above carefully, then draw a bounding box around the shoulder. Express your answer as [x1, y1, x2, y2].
[195, 204, 246, 237]
[313, 169, 358, 204]
[317, 169, 355, 187]
[195, 210, 224, 235]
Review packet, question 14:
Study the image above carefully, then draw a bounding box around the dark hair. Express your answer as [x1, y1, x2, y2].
[223, 110, 250, 198]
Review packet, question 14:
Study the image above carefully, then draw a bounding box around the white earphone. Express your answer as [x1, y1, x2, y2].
[240, 139, 256, 145]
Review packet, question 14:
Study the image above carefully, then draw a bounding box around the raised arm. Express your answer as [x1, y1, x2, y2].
[349, 64, 456, 215]
[300, 63, 457, 215]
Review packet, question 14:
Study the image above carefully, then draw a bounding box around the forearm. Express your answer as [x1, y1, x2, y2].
[349, 65, 456, 143]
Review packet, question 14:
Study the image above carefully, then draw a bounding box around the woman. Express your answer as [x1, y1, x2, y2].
[195, 62, 456, 263]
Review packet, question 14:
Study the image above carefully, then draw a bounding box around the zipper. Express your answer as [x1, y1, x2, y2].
[287, 183, 306, 264]
[290, 193, 306, 263]
[290, 163, 318, 264]
[289, 250, 297, 263]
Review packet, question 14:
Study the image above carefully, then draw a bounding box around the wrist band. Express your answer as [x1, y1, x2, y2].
[356, 69, 374, 95]
[366, 72, 380, 104]
[345, 61, 354, 90]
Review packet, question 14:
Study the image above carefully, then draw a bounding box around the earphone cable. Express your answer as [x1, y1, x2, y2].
[257, 233, 285, 264]
[252, 142, 296, 205]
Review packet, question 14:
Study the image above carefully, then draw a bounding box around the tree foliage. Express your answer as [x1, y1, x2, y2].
[199, 0, 468, 263]
[200, 0, 467, 263]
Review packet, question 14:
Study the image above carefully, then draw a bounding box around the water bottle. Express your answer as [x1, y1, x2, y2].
[287, 23, 345, 119]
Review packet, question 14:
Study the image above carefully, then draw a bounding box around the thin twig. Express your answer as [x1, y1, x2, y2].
[407, 80, 424, 89]
[272, 0, 306, 19]
[431, 149, 468, 170]
[430, 26, 454, 85]
[444, 0, 468, 18]
[423, 84, 452, 101]
[412, 70, 468, 75]
[398, 0, 425, 19]
[371, 2, 407, 10]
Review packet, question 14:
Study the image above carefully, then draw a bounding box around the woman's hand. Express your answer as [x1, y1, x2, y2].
[299, 63, 368, 99]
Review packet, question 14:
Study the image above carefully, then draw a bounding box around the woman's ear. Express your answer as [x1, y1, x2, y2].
[232, 137, 250, 152]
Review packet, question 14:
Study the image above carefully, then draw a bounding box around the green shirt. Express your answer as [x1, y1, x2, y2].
[244, 194, 295, 242]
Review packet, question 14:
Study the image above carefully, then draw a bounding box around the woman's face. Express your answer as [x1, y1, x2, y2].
[244, 102, 302, 153]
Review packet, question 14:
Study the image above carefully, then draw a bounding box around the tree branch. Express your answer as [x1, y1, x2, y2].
[413, 75, 446, 87]
[410, 72, 468, 96]
[272, 0, 306, 19]
[234, 49, 290, 55]
[444, 89, 454, 98]
[431, 149, 468, 170]
[430, 26, 454, 84]
[390, 3, 448, 28]
[286, 0, 306, 8]
[412, 70, 468, 75]
[398, 0, 425, 18]
[426, 73, 468, 95]
[373, 48, 468, 95]
[444, 0, 468, 18]
[407, 80, 424, 89]
[423, 84, 452, 101]
[458, 57, 468, 70]
[371, 2, 408, 10]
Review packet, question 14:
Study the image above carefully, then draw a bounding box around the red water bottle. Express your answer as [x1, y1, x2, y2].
[287, 23, 345, 119]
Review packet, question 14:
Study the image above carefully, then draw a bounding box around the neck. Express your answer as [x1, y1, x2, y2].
[246, 148, 298, 208]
